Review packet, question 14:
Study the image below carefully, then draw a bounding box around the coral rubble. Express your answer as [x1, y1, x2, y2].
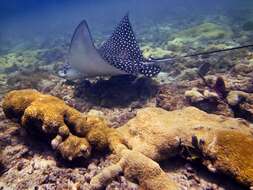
[3, 89, 253, 189]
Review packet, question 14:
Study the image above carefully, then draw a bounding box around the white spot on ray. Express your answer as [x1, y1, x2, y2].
[99, 14, 161, 77]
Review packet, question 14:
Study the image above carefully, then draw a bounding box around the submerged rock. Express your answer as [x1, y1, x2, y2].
[184, 87, 231, 116]
[176, 68, 199, 81]
[226, 90, 253, 122]
[184, 75, 253, 121]
[185, 87, 205, 102]
[232, 63, 253, 74]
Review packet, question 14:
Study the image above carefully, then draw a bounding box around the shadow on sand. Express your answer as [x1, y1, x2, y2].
[73, 75, 159, 108]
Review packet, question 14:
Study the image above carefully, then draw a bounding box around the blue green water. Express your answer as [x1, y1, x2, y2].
[1, 0, 253, 52]
[0, 0, 253, 92]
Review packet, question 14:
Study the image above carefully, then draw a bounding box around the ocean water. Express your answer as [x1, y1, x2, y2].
[1, 0, 253, 51]
[1, 1, 253, 190]
[0, 0, 253, 89]
[0, 0, 252, 96]
[0, 0, 253, 94]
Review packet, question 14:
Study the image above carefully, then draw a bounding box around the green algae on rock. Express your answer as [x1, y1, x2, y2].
[166, 22, 233, 51]
[0, 48, 65, 75]
[0, 50, 42, 71]
[141, 45, 173, 59]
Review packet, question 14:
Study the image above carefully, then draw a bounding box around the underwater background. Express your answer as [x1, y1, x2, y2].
[1, 0, 253, 190]
[0, 0, 253, 87]
[1, 0, 253, 53]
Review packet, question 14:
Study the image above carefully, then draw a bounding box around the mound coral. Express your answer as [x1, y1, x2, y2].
[119, 107, 253, 187]
[3, 89, 178, 189]
[2, 89, 92, 160]
[3, 89, 253, 189]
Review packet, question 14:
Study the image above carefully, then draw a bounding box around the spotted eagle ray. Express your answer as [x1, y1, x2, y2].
[58, 14, 161, 79]
[58, 14, 253, 79]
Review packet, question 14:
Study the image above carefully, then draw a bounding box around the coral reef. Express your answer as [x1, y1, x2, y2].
[233, 63, 253, 74]
[156, 83, 188, 111]
[176, 68, 199, 81]
[184, 87, 232, 116]
[2, 89, 92, 160]
[3, 89, 253, 189]
[118, 107, 253, 187]
[141, 45, 173, 59]
[166, 22, 233, 52]
[6, 69, 58, 92]
[185, 76, 253, 121]
[0, 50, 39, 72]
[0, 48, 65, 73]
[1, 8, 253, 190]
[3, 89, 178, 190]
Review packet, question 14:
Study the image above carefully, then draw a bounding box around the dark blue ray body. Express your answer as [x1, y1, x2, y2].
[99, 14, 161, 77]
[99, 14, 144, 62]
